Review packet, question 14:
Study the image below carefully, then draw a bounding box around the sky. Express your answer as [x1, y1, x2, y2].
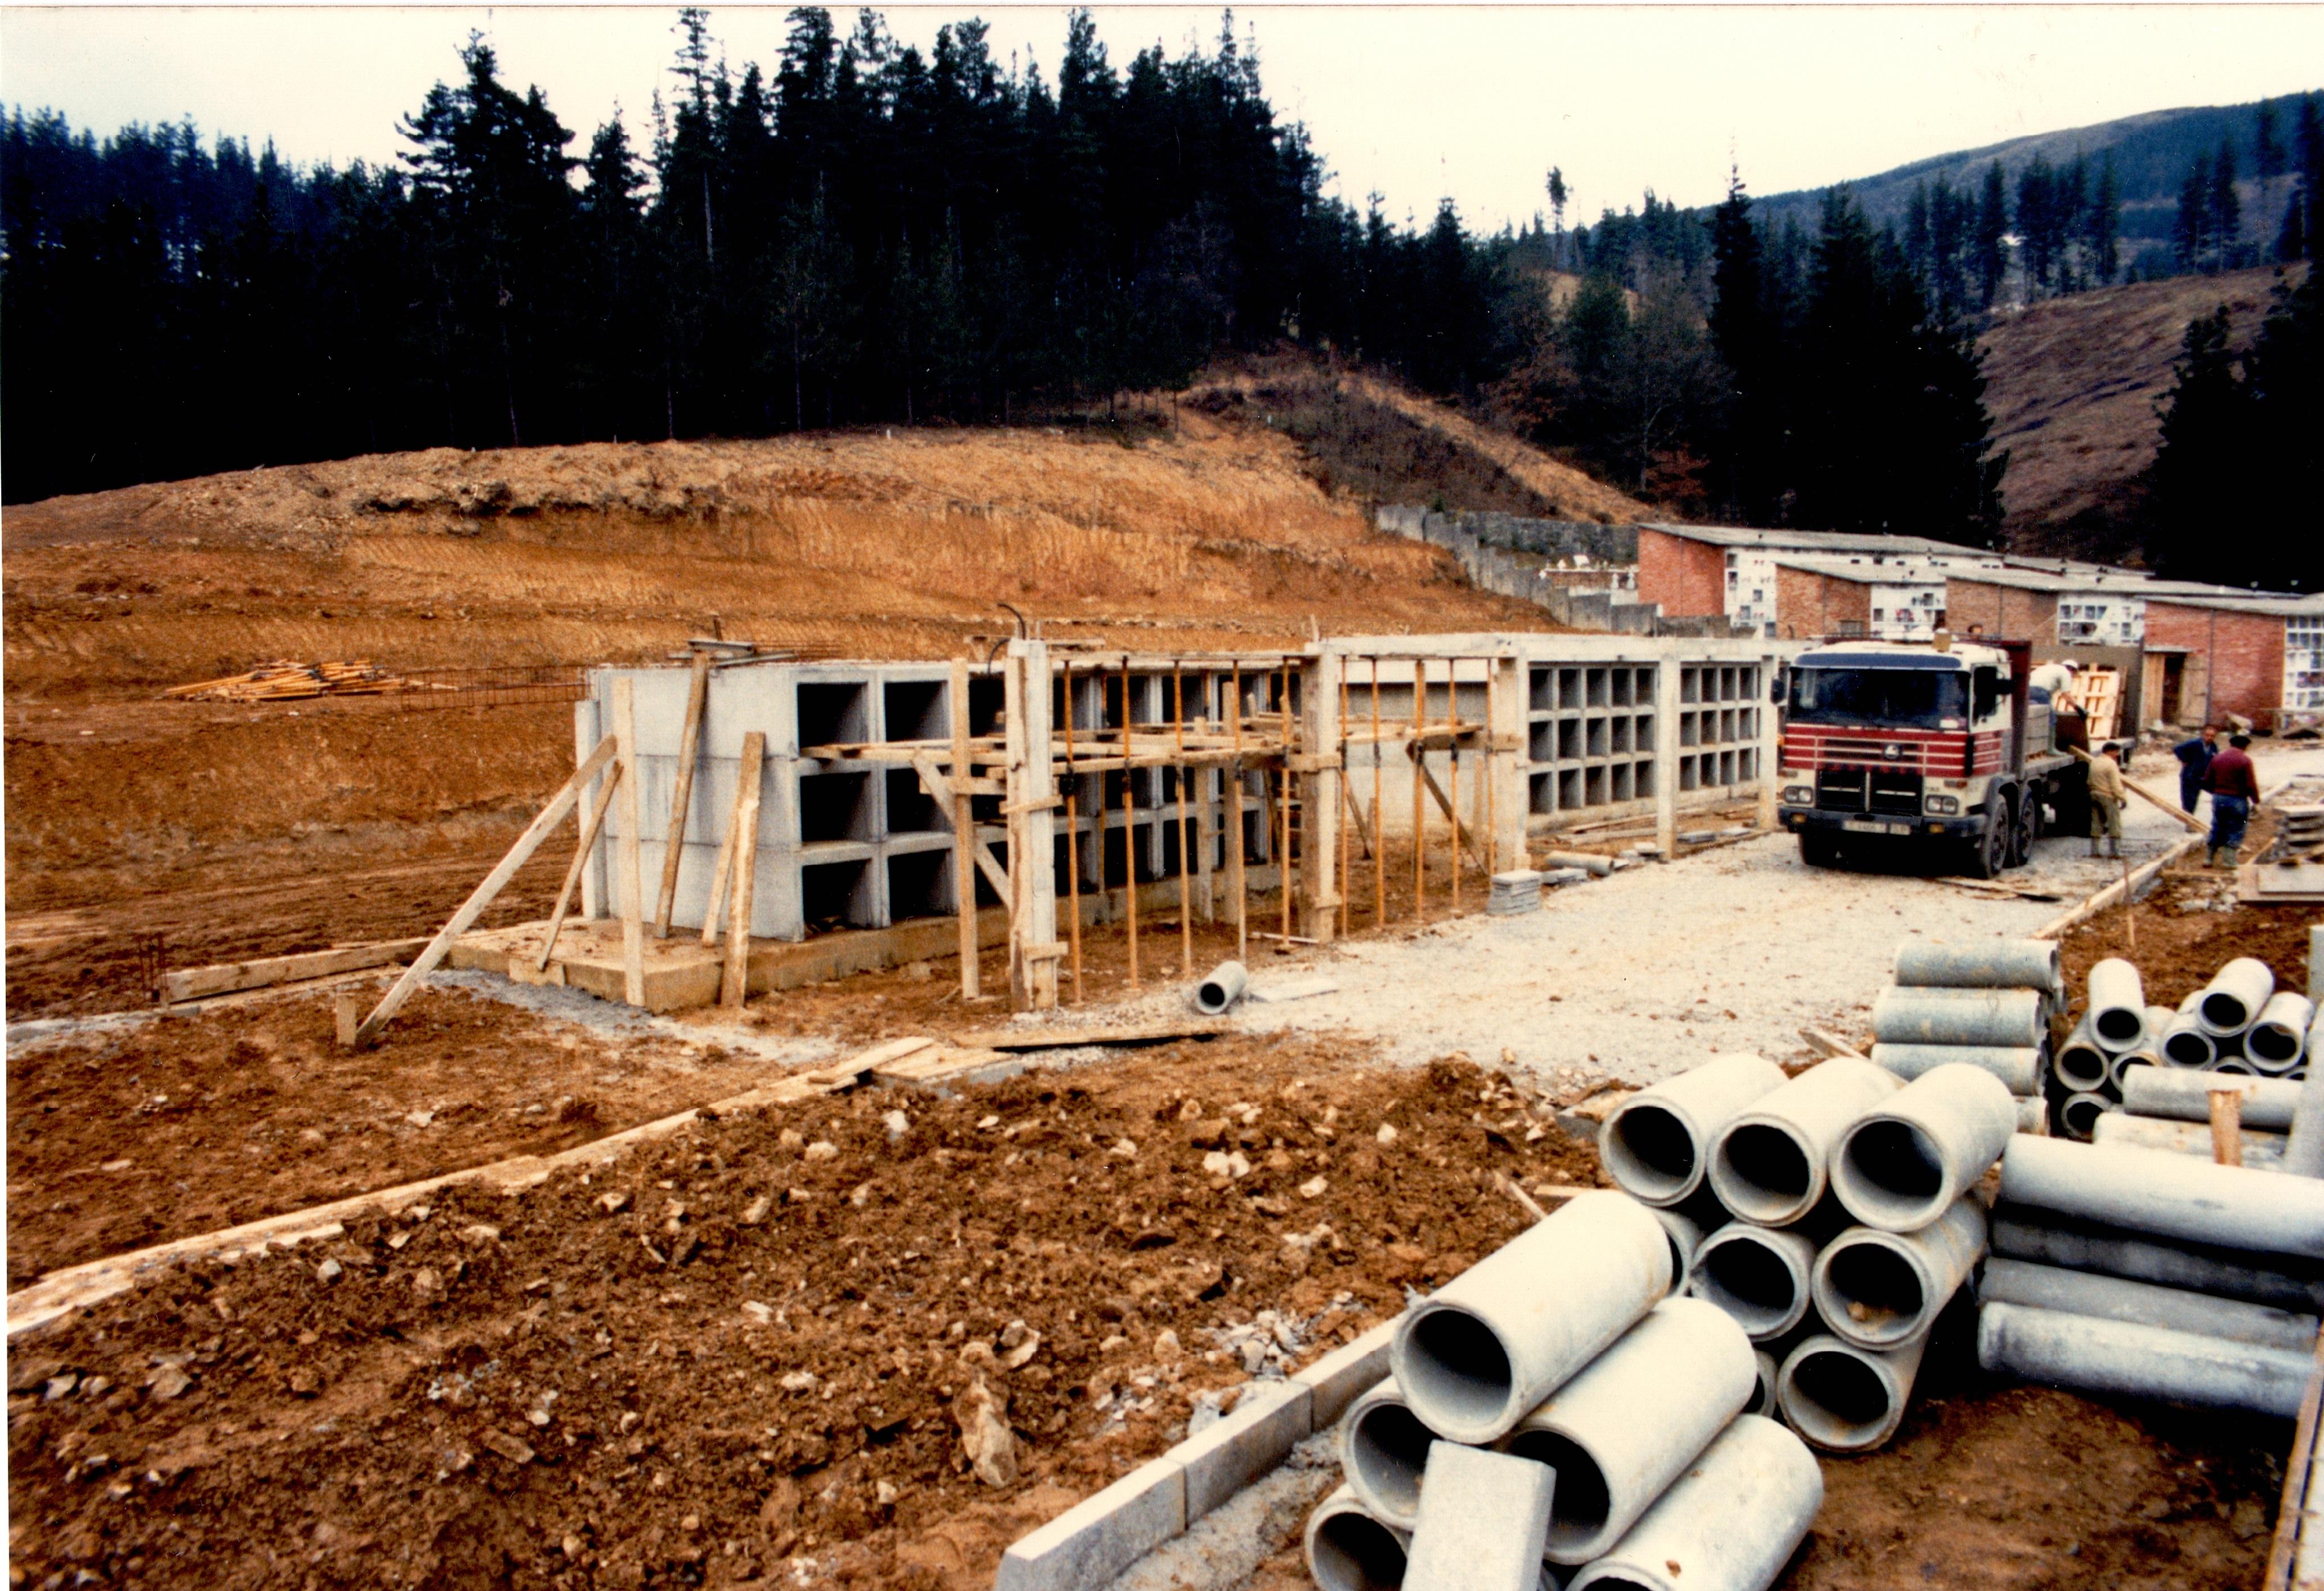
[3, 5, 2322, 230]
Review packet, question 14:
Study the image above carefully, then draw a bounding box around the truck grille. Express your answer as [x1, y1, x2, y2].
[1815, 768, 1924, 815]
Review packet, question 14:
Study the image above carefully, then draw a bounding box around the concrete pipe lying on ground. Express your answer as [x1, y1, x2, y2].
[1648, 1205, 1711, 1294]
[1599, 1053, 1789, 1208]
[1868, 1043, 2043, 1096]
[1404, 1442, 1558, 1591]
[1892, 939, 2062, 996]
[1776, 1333, 1927, 1453]
[1340, 1380, 1434, 1530]
[2199, 958, 2277, 1038]
[2058, 1092, 2112, 1142]
[1306, 1486, 1411, 1591]
[1976, 1299, 2313, 1418]
[2248, 992, 2316, 1074]
[2162, 994, 2218, 1069]
[1999, 1134, 2324, 1260]
[1538, 850, 1615, 877]
[2090, 1112, 2286, 1169]
[2108, 1047, 2160, 1093]
[1391, 1190, 1670, 1446]
[1870, 987, 2046, 1049]
[1810, 1196, 1986, 1351]
[1564, 1414, 1824, 1591]
[2124, 1068, 2300, 1129]
[1689, 1223, 1821, 1342]
[2017, 1096, 2050, 1136]
[2053, 1018, 2113, 1094]
[1991, 1205, 2324, 1314]
[2285, 1057, 2324, 1179]
[1976, 1257, 2319, 1352]
[1193, 960, 1248, 1015]
[2088, 958, 2148, 1049]
[1708, 1057, 1900, 1227]
[1830, 1062, 2015, 1231]
[1745, 1350, 1780, 1418]
[2214, 1056, 2259, 1076]
[1495, 1298, 1757, 1565]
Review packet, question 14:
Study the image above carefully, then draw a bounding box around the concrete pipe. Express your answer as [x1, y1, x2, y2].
[2087, 958, 2148, 1049]
[2053, 1018, 2113, 1093]
[1599, 1053, 1789, 1208]
[1776, 1333, 1926, 1453]
[1340, 1380, 1433, 1530]
[2108, 1048, 2160, 1093]
[1648, 1205, 1710, 1295]
[1810, 1197, 1986, 1351]
[1745, 1350, 1780, 1418]
[1539, 850, 1615, 878]
[1391, 1191, 1670, 1446]
[1708, 1056, 1901, 1227]
[2090, 1112, 2286, 1170]
[1999, 1134, 2324, 1260]
[2248, 993, 2316, 1074]
[1991, 1205, 2324, 1314]
[2200, 958, 2277, 1038]
[1307, 1486, 1411, 1591]
[2285, 1055, 2324, 1179]
[1689, 1223, 1821, 1342]
[1893, 939, 2062, 996]
[1869, 1043, 2043, 1096]
[1194, 960, 1249, 1015]
[2124, 1068, 2300, 1130]
[2214, 1056, 2259, 1076]
[1495, 1298, 1757, 1566]
[1563, 1415, 1824, 1591]
[1976, 1299, 2312, 1418]
[2058, 1092, 2112, 1142]
[1831, 1062, 2015, 1231]
[1976, 1257, 2319, 1353]
[1871, 987, 2046, 1049]
[2017, 1096, 2050, 1136]
[2162, 998, 2218, 1069]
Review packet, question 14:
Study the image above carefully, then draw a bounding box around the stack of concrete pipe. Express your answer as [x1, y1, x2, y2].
[1597, 1052, 2014, 1458]
[1307, 1190, 1825, 1591]
[2055, 955, 2314, 1143]
[1870, 940, 2058, 1137]
[1976, 1134, 2324, 1416]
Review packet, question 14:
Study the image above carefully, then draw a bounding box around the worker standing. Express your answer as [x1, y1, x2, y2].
[2203, 731, 2260, 868]
[2174, 724, 2219, 815]
[2086, 741, 2126, 860]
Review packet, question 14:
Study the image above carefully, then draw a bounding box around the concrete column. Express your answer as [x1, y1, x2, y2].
[1654, 651, 1682, 858]
[1299, 649, 1343, 942]
[1757, 651, 1781, 829]
[1014, 638, 1060, 1010]
[1490, 655, 1527, 870]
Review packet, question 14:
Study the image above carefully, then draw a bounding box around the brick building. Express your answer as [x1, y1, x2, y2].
[2143, 595, 2324, 727]
[1636, 524, 2000, 634]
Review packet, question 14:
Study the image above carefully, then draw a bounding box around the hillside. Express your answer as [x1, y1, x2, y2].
[1980, 261, 2305, 557]
[1754, 90, 2317, 261]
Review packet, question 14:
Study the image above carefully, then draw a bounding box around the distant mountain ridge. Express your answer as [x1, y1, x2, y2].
[1751, 92, 2318, 261]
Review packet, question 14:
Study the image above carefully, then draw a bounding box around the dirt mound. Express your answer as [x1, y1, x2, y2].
[3, 1044, 1600, 1590]
[1981, 263, 2307, 557]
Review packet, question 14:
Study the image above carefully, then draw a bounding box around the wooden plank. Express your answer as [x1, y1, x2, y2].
[1410, 745, 1490, 873]
[160, 937, 431, 1004]
[613, 679, 647, 1005]
[2263, 1329, 2324, 1590]
[950, 660, 980, 1001]
[948, 1018, 1231, 1052]
[349, 735, 618, 1047]
[807, 1035, 935, 1086]
[538, 759, 623, 972]
[699, 756, 743, 948]
[1802, 1027, 1868, 1060]
[654, 652, 713, 936]
[2069, 745, 2206, 833]
[721, 731, 766, 1008]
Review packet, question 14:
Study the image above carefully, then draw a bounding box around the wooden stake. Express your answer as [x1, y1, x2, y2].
[1063, 661, 1083, 1003]
[1176, 661, 1192, 977]
[950, 659, 980, 999]
[1413, 660, 1428, 923]
[1485, 665, 1499, 879]
[1373, 657, 1386, 928]
[350, 735, 618, 1047]
[1339, 666, 1353, 939]
[1121, 656, 1139, 991]
[614, 677, 647, 1007]
[700, 752, 744, 946]
[1230, 661, 1248, 963]
[1280, 658, 1294, 945]
[1449, 664, 1463, 915]
[654, 651, 712, 936]
[540, 758, 624, 972]
[2209, 1080, 2246, 1167]
[2122, 844, 2137, 954]
[720, 731, 765, 1008]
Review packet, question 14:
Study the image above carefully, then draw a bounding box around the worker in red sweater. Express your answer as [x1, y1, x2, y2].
[2203, 732, 2260, 868]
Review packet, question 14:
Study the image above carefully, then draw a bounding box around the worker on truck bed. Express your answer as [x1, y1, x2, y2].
[2205, 732, 2260, 868]
[2088, 742, 2126, 859]
[2174, 725, 2219, 815]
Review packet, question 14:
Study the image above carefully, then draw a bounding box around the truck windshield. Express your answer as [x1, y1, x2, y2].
[1789, 667, 1969, 729]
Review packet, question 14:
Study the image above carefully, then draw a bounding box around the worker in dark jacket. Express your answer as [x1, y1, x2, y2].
[2204, 732, 2260, 868]
[2174, 725, 2219, 814]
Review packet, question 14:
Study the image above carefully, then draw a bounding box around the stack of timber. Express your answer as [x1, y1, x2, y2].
[164, 659, 444, 702]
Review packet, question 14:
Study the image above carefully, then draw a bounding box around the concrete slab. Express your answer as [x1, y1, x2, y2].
[991, 1454, 1187, 1591]
[1404, 1442, 1556, 1591]
[1177, 1378, 1314, 1520]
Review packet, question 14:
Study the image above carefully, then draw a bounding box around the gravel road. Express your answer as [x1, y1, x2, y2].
[1225, 745, 2324, 1089]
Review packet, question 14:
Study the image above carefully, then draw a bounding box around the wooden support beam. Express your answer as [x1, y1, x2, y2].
[654, 651, 712, 936]
[614, 678, 647, 1007]
[539, 759, 623, 972]
[700, 759, 741, 948]
[349, 735, 618, 1047]
[721, 731, 766, 1008]
[161, 938, 432, 1006]
[1409, 741, 1490, 874]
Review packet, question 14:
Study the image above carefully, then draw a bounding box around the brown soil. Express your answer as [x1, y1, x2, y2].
[5, 987, 763, 1288]
[5, 1042, 1607, 1591]
[2055, 850, 2323, 1018]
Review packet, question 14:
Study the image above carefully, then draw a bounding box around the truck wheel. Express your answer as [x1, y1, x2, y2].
[2008, 789, 2039, 867]
[1800, 832, 1841, 868]
[1963, 807, 2009, 880]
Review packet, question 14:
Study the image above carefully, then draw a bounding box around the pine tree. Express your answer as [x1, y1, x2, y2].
[2142, 307, 2250, 580]
[2175, 155, 2210, 274]
[2085, 153, 2121, 285]
[1974, 162, 2009, 308]
[2300, 96, 2324, 260]
[2213, 144, 2242, 269]
[1706, 173, 1784, 522]
[2256, 101, 2286, 179]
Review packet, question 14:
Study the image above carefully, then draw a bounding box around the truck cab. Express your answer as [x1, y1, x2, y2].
[1775, 638, 2085, 878]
